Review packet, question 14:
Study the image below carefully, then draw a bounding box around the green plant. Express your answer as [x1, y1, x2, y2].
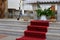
[36, 8, 42, 17]
[36, 7, 55, 18]
[45, 8, 55, 17]
[36, 2, 55, 19]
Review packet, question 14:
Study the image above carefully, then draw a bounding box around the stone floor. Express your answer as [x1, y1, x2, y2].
[0, 34, 21, 40]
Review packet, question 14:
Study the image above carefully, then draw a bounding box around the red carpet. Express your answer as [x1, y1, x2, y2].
[16, 20, 49, 40]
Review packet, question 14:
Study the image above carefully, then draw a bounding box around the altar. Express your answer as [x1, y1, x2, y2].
[24, 0, 60, 22]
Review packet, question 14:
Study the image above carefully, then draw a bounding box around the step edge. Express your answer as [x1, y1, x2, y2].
[0, 24, 27, 27]
[48, 27, 60, 30]
[0, 28, 25, 32]
[46, 33, 60, 37]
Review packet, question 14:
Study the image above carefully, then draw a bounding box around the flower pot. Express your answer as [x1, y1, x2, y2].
[40, 15, 47, 20]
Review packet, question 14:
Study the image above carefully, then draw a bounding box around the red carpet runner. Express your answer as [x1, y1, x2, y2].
[16, 20, 49, 40]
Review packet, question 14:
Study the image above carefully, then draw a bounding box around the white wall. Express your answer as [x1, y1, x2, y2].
[40, 4, 57, 10]
[8, 0, 20, 10]
[23, 4, 57, 10]
[24, 4, 32, 10]
[8, 0, 32, 10]
[8, 0, 57, 10]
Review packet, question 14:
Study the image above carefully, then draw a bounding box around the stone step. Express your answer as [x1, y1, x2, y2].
[0, 20, 60, 26]
[0, 23, 60, 33]
[0, 28, 60, 36]
[0, 20, 30, 25]
[0, 22, 59, 26]
[49, 22, 60, 27]
[0, 26, 27, 30]
[46, 33, 60, 40]
[0, 24, 27, 27]
[48, 26, 60, 33]
[0, 19, 60, 40]
[0, 28, 60, 40]
[0, 28, 24, 36]
[0, 27, 60, 34]
[47, 36, 60, 40]
[0, 24, 27, 30]
[0, 21, 59, 27]
[0, 22, 28, 26]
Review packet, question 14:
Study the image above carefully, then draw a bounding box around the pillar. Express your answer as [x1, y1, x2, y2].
[57, 4, 60, 22]
[32, 4, 37, 20]
[20, 0, 24, 15]
[0, 0, 2, 17]
[4, 0, 8, 18]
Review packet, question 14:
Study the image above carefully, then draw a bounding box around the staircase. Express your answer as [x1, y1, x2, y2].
[16, 20, 60, 40]
[16, 20, 49, 40]
[0, 19, 60, 40]
[47, 22, 60, 40]
[0, 19, 29, 36]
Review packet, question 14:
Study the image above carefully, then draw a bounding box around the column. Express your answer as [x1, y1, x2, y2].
[4, 0, 8, 18]
[32, 4, 37, 20]
[57, 4, 60, 22]
[20, 0, 24, 15]
[1, 0, 5, 18]
[0, 0, 2, 17]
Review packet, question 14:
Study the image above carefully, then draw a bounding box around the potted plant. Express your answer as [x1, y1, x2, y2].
[36, 7, 55, 20]
[36, 2, 55, 20]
